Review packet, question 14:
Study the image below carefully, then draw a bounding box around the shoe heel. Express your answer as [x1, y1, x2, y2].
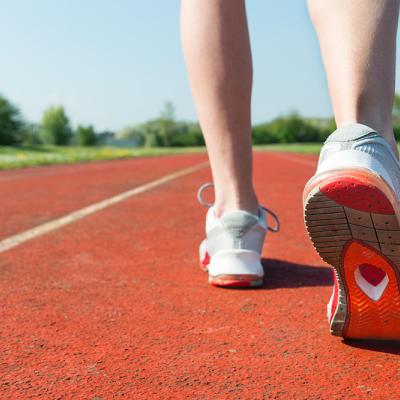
[208, 274, 263, 288]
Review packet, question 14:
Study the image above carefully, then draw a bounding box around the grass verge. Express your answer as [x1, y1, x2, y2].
[0, 143, 324, 170]
[0, 146, 206, 169]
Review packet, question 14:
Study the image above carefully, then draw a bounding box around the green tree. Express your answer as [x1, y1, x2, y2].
[41, 106, 72, 145]
[157, 101, 176, 146]
[393, 93, 400, 140]
[128, 120, 163, 147]
[315, 118, 337, 142]
[142, 120, 163, 147]
[76, 124, 97, 146]
[252, 124, 281, 144]
[115, 125, 145, 146]
[393, 93, 400, 125]
[20, 123, 42, 146]
[169, 121, 205, 147]
[252, 113, 312, 144]
[0, 95, 24, 145]
[268, 112, 320, 143]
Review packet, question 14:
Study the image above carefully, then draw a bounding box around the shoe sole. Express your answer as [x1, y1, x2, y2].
[208, 274, 263, 288]
[304, 168, 400, 340]
[199, 259, 263, 288]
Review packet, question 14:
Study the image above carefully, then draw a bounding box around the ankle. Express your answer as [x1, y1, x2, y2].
[214, 193, 259, 218]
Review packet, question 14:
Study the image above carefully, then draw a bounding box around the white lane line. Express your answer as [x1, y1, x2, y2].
[0, 161, 209, 254]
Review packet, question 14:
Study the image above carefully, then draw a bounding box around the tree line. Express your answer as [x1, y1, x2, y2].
[0, 95, 97, 146]
[1, 95, 400, 147]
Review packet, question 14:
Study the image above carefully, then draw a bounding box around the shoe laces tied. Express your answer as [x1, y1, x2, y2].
[197, 182, 280, 233]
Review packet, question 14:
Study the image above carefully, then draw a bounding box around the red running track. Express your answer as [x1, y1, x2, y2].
[1, 152, 399, 399]
[0, 153, 207, 240]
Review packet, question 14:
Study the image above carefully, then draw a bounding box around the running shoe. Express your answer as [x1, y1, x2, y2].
[303, 123, 400, 339]
[197, 182, 280, 287]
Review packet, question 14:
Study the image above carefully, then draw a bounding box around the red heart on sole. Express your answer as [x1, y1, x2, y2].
[359, 264, 386, 287]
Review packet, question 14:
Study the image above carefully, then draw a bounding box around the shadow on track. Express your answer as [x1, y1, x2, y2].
[343, 339, 400, 355]
[261, 258, 332, 289]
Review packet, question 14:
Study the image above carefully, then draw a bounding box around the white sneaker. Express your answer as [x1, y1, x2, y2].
[303, 123, 400, 339]
[197, 183, 280, 287]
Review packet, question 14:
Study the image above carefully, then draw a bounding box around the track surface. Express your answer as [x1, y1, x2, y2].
[1, 153, 399, 399]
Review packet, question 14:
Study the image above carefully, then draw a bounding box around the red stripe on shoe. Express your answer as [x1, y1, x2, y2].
[320, 177, 394, 214]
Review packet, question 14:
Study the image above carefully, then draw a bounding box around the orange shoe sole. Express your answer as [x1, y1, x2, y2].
[304, 168, 400, 339]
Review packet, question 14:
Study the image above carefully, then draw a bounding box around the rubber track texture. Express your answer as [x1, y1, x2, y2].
[4, 153, 400, 399]
[0, 153, 207, 240]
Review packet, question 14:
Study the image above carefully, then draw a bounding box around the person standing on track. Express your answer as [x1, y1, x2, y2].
[181, 0, 400, 340]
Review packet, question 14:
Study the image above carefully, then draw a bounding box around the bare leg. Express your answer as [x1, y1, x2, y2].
[308, 0, 400, 156]
[181, 0, 258, 216]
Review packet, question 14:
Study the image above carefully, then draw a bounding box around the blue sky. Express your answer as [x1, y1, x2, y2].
[1, 1, 399, 132]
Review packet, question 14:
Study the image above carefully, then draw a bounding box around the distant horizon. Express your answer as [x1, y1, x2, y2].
[2, 1, 400, 132]
[7, 97, 335, 134]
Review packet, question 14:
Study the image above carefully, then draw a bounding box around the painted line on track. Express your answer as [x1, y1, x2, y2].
[0, 161, 209, 254]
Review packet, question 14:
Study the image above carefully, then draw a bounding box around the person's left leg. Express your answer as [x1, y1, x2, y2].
[181, 0, 257, 217]
[181, 0, 280, 288]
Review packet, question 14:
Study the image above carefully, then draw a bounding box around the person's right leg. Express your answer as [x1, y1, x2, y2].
[305, 0, 400, 340]
[308, 0, 399, 156]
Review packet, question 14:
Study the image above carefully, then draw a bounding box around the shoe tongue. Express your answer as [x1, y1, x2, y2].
[220, 210, 259, 234]
[326, 123, 378, 143]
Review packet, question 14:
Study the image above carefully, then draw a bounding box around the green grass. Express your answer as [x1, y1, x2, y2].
[0, 142, 329, 170]
[255, 143, 323, 154]
[0, 145, 206, 169]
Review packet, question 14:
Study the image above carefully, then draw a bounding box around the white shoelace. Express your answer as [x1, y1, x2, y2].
[197, 182, 280, 233]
